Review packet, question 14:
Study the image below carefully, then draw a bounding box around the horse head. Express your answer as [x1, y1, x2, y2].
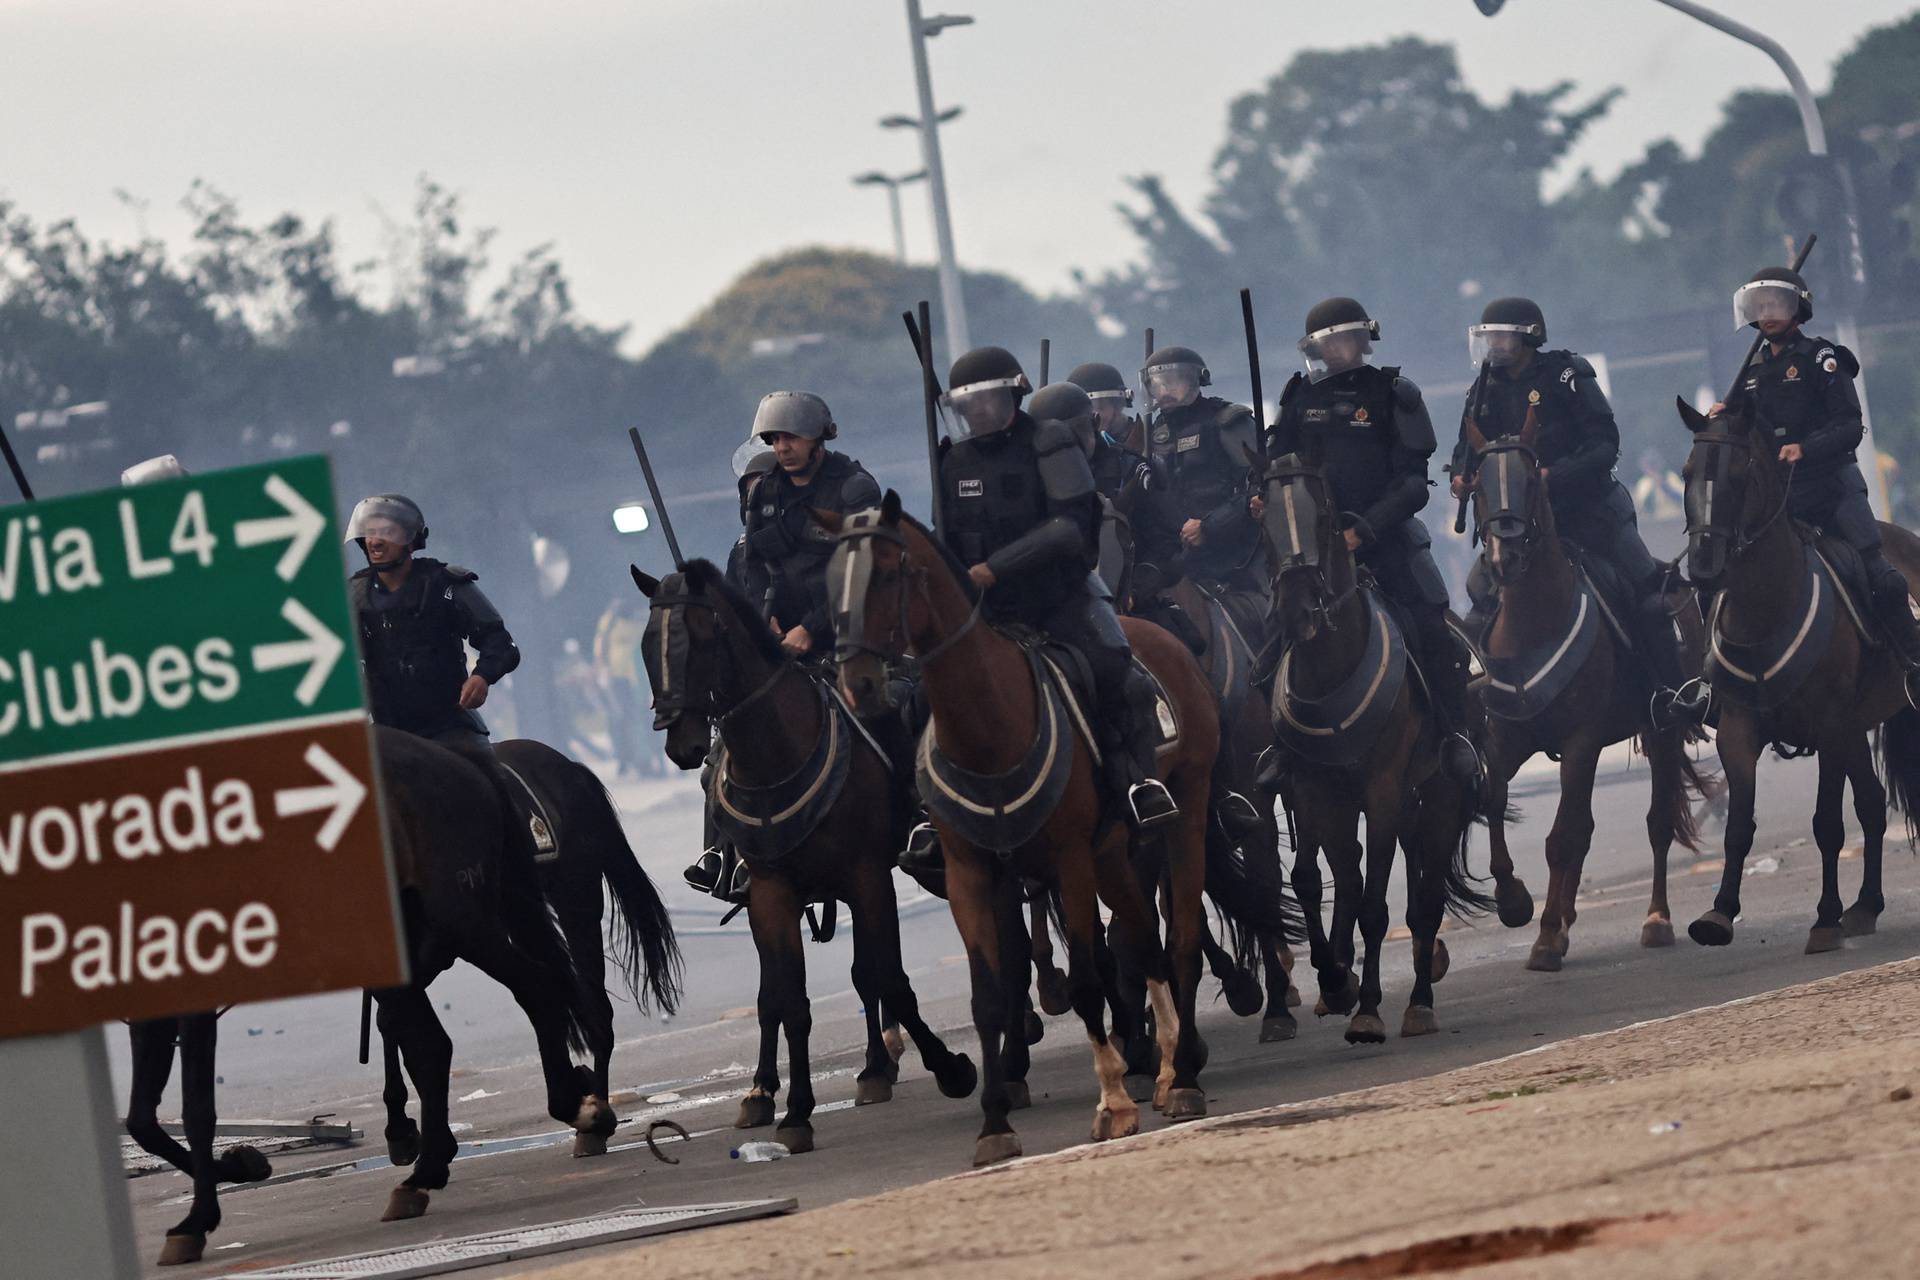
[826, 490, 970, 718]
[631, 559, 784, 769]
[1677, 396, 1782, 586]
[1258, 437, 1354, 646]
[1465, 406, 1553, 587]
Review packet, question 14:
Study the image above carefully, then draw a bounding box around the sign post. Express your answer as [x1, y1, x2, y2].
[0, 457, 404, 1272]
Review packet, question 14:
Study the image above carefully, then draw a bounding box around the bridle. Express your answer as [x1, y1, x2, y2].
[1471, 438, 1545, 579]
[644, 581, 785, 729]
[830, 514, 982, 669]
[1684, 428, 1797, 573]
[1263, 461, 1356, 632]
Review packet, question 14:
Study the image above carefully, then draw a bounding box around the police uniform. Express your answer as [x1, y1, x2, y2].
[1149, 395, 1263, 597]
[742, 451, 880, 658]
[351, 557, 520, 749]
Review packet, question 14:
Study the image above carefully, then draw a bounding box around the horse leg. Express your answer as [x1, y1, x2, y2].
[1691, 713, 1762, 945]
[1030, 892, 1072, 1016]
[742, 877, 814, 1152]
[1843, 733, 1887, 935]
[373, 987, 456, 1222]
[1484, 737, 1536, 928]
[1806, 742, 1850, 953]
[1346, 796, 1396, 1045]
[1314, 803, 1365, 1017]
[377, 1006, 420, 1166]
[1159, 800, 1212, 1120]
[1528, 743, 1599, 971]
[1639, 729, 1683, 947]
[1400, 809, 1446, 1038]
[1079, 832, 1158, 1145]
[993, 875, 1037, 1109]
[561, 902, 617, 1104]
[1200, 920, 1261, 1018]
[851, 865, 976, 1102]
[944, 850, 1024, 1166]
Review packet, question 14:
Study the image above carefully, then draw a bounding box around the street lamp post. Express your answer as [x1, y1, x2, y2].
[894, 0, 973, 365]
[852, 169, 929, 264]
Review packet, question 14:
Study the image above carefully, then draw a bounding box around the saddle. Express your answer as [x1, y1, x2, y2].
[496, 761, 560, 862]
[1800, 523, 1880, 647]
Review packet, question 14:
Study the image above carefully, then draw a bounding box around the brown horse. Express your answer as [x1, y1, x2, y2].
[1460, 410, 1714, 971]
[632, 560, 975, 1153]
[1258, 449, 1490, 1041]
[828, 494, 1227, 1166]
[1675, 399, 1920, 950]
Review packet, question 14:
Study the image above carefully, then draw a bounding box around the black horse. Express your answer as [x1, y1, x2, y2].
[123, 729, 628, 1263]
[378, 738, 683, 1165]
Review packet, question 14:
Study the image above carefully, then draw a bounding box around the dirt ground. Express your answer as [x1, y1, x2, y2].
[530, 954, 1920, 1279]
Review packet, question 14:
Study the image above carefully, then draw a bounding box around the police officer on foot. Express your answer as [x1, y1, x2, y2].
[346, 495, 520, 753]
[1695, 267, 1920, 709]
[1446, 297, 1694, 726]
[1264, 297, 1480, 784]
[930, 346, 1179, 837]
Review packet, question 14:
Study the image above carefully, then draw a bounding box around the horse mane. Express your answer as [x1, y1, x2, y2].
[889, 507, 982, 605]
[679, 558, 790, 667]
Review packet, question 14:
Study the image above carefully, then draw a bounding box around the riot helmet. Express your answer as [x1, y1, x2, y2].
[944, 346, 1030, 441]
[120, 454, 189, 486]
[1467, 297, 1546, 369]
[346, 493, 429, 565]
[1029, 381, 1098, 456]
[1733, 267, 1812, 331]
[1298, 297, 1379, 383]
[1067, 361, 1133, 437]
[751, 390, 837, 443]
[1141, 345, 1209, 410]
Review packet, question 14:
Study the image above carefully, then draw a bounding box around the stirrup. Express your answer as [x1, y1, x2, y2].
[683, 849, 723, 893]
[1656, 678, 1712, 729]
[1215, 790, 1265, 838]
[1441, 732, 1483, 787]
[724, 857, 753, 905]
[1905, 669, 1920, 713]
[1253, 745, 1286, 791]
[899, 822, 944, 874]
[1127, 779, 1180, 830]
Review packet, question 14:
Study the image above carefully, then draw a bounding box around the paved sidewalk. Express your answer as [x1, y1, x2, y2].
[531, 955, 1920, 1279]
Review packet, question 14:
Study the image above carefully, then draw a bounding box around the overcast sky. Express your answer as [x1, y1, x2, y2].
[1, 1, 1912, 353]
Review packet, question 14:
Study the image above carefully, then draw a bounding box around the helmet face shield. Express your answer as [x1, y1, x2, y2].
[1143, 363, 1202, 408]
[942, 381, 1020, 440]
[346, 496, 424, 549]
[1298, 322, 1376, 384]
[1734, 280, 1803, 331]
[1468, 323, 1539, 369]
[731, 439, 777, 478]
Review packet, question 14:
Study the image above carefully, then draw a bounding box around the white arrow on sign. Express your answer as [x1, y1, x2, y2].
[235, 474, 326, 582]
[275, 742, 368, 852]
[252, 598, 345, 706]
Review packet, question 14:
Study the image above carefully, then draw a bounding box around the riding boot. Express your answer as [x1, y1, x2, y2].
[686, 737, 727, 894]
[1214, 787, 1265, 840]
[899, 812, 944, 875]
[722, 847, 752, 904]
[1416, 610, 1482, 786]
[1108, 670, 1178, 830]
[1868, 562, 1920, 708]
[1637, 591, 1701, 730]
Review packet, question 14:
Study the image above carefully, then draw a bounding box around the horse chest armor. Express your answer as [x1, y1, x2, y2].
[1704, 554, 1839, 713]
[1271, 593, 1410, 766]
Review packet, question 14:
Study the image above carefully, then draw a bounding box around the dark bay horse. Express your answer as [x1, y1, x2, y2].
[828, 494, 1231, 1167]
[1259, 450, 1491, 1042]
[1461, 410, 1714, 971]
[377, 737, 683, 1166]
[125, 728, 616, 1263]
[633, 560, 975, 1154]
[1676, 399, 1920, 951]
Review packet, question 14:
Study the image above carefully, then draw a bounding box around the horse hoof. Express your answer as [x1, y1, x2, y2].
[882, 1025, 907, 1062]
[1260, 1013, 1298, 1043]
[1004, 1080, 1031, 1111]
[1164, 1088, 1207, 1122]
[735, 1094, 776, 1129]
[855, 1076, 893, 1107]
[386, 1129, 421, 1168]
[1430, 938, 1451, 983]
[1641, 915, 1676, 948]
[157, 1233, 206, 1266]
[1345, 1013, 1387, 1045]
[1286, 984, 1302, 1008]
[938, 1055, 978, 1100]
[1401, 1005, 1440, 1038]
[572, 1132, 608, 1158]
[1805, 926, 1845, 955]
[973, 1132, 1023, 1167]
[1222, 969, 1264, 1017]
[1840, 907, 1879, 937]
[1316, 971, 1360, 1017]
[1525, 944, 1563, 972]
[1495, 879, 1536, 929]
[1688, 910, 1735, 947]
[381, 1186, 430, 1222]
[1123, 1072, 1155, 1103]
[223, 1143, 273, 1183]
[1037, 970, 1073, 1017]
[574, 1095, 616, 1138]
[1024, 1009, 1046, 1046]
[775, 1124, 814, 1155]
[1091, 1105, 1140, 1142]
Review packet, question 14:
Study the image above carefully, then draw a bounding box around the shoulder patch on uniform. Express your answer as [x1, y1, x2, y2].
[1391, 375, 1423, 410]
[443, 564, 478, 582]
[1214, 402, 1254, 429]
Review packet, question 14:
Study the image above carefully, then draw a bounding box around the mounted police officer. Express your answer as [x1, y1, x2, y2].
[1264, 297, 1480, 783]
[1141, 344, 1265, 629]
[937, 345, 1179, 831]
[346, 495, 520, 753]
[1446, 297, 1693, 723]
[740, 391, 882, 659]
[1699, 266, 1920, 707]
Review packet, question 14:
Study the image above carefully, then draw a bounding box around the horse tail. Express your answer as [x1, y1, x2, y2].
[576, 765, 684, 1016]
[1440, 781, 1498, 920]
[1651, 732, 1717, 855]
[1875, 706, 1920, 846]
[1204, 815, 1306, 947]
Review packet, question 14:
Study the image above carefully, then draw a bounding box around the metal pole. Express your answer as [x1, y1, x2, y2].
[1650, 0, 1884, 517]
[903, 0, 970, 364]
[0, 411, 35, 502]
[886, 183, 908, 264]
[904, 302, 945, 540]
[1039, 338, 1050, 386]
[627, 428, 686, 569]
[1239, 289, 1267, 464]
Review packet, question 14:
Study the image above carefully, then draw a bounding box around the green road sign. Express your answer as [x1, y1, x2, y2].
[1, 457, 404, 1037]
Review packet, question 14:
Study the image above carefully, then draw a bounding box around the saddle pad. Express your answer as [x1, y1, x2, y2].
[496, 761, 560, 863]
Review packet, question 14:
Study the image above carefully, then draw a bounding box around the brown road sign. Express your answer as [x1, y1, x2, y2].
[1, 704, 403, 1038]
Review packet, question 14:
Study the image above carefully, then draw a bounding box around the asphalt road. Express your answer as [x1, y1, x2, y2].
[120, 743, 1920, 1277]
